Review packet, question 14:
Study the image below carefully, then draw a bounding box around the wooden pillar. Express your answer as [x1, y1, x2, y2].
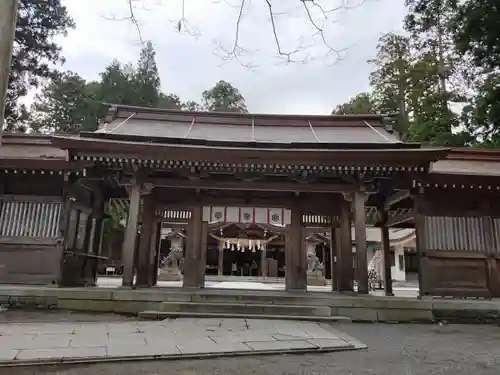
[90, 190, 105, 255]
[183, 205, 204, 288]
[122, 180, 141, 287]
[330, 227, 338, 291]
[380, 209, 393, 296]
[354, 190, 368, 294]
[198, 222, 208, 287]
[260, 245, 267, 277]
[285, 206, 306, 291]
[337, 198, 353, 291]
[149, 221, 162, 286]
[414, 192, 426, 299]
[136, 194, 156, 287]
[218, 242, 224, 276]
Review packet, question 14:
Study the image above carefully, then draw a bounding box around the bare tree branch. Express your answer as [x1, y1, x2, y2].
[264, 0, 305, 63]
[121, 0, 371, 65]
[213, 0, 257, 69]
[176, 0, 201, 37]
[127, 0, 144, 44]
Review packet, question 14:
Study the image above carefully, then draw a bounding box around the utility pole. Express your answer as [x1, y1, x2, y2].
[0, 0, 19, 143]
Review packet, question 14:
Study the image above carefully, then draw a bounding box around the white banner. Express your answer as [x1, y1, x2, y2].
[203, 206, 291, 225]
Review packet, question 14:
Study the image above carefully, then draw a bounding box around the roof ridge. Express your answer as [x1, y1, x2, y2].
[106, 104, 389, 123]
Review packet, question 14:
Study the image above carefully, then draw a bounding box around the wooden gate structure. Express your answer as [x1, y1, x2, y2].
[2, 105, 500, 298]
[413, 151, 500, 298]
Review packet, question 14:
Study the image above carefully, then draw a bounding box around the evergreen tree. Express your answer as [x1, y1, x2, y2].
[369, 33, 412, 137]
[6, 0, 74, 130]
[332, 93, 378, 115]
[30, 72, 100, 133]
[133, 41, 161, 107]
[454, 0, 500, 147]
[404, 0, 464, 145]
[201, 80, 248, 113]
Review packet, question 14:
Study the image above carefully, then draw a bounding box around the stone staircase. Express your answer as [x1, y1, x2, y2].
[137, 292, 351, 321]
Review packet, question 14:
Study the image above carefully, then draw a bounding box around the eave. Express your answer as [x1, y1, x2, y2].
[51, 136, 450, 167]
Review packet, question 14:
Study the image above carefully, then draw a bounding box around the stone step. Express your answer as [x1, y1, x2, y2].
[157, 301, 332, 317]
[138, 310, 352, 322]
[160, 292, 334, 306]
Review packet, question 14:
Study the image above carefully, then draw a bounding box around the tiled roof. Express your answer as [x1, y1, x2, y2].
[93, 105, 402, 146]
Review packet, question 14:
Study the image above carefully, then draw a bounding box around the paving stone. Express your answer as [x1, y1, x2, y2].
[69, 333, 109, 348]
[106, 343, 180, 358]
[0, 323, 76, 336]
[245, 340, 317, 351]
[0, 317, 367, 364]
[176, 337, 250, 355]
[210, 332, 273, 344]
[16, 346, 107, 361]
[0, 348, 19, 361]
[306, 338, 353, 349]
[105, 322, 142, 334]
[106, 334, 148, 346]
[30, 335, 71, 350]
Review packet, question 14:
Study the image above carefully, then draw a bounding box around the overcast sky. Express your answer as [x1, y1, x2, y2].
[57, 0, 406, 115]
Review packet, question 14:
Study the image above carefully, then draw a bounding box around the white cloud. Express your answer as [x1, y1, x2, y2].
[57, 0, 406, 114]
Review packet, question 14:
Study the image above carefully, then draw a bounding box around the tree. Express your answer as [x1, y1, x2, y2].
[181, 100, 202, 112]
[332, 93, 377, 115]
[454, 0, 500, 70]
[133, 41, 161, 107]
[404, 0, 465, 145]
[201, 80, 248, 113]
[369, 33, 412, 137]
[453, 0, 500, 147]
[158, 93, 183, 110]
[30, 72, 100, 133]
[6, 0, 74, 130]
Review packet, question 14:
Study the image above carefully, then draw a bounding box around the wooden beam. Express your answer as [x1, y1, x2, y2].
[384, 190, 411, 210]
[386, 211, 414, 228]
[154, 190, 344, 215]
[124, 177, 362, 194]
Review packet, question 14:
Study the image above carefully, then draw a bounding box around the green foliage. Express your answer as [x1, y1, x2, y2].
[331, 93, 377, 115]
[334, 0, 481, 146]
[132, 41, 161, 107]
[453, 0, 500, 148]
[201, 80, 248, 113]
[30, 72, 100, 133]
[29, 42, 248, 132]
[158, 93, 183, 110]
[6, 0, 75, 131]
[369, 33, 412, 137]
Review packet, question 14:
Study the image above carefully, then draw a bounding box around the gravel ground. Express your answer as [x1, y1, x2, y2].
[2, 319, 500, 375]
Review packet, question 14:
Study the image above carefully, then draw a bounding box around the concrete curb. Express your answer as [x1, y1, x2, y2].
[0, 343, 366, 368]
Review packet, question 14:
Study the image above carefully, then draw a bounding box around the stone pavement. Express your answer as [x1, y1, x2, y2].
[0, 318, 366, 366]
